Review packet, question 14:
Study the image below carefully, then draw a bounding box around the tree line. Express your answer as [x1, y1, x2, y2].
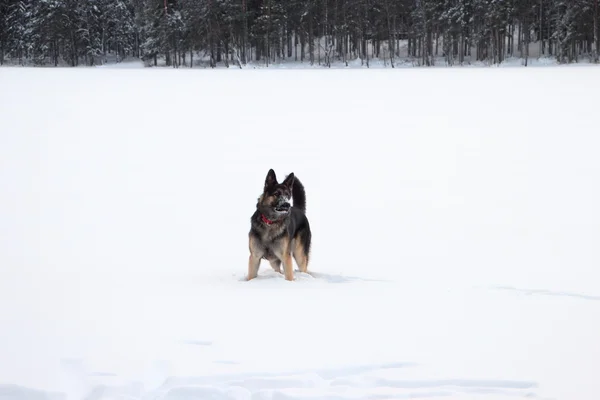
[0, 0, 598, 68]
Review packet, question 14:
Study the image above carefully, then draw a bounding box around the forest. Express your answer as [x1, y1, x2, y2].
[0, 0, 598, 68]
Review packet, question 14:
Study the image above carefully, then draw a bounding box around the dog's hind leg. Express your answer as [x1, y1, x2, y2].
[269, 259, 282, 273]
[282, 252, 294, 281]
[293, 238, 309, 273]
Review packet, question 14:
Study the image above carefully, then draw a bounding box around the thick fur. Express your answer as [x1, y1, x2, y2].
[247, 169, 312, 281]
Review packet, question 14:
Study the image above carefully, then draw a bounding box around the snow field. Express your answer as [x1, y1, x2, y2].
[1, 66, 599, 400]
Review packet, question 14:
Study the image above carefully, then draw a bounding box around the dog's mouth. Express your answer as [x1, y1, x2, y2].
[275, 202, 291, 213]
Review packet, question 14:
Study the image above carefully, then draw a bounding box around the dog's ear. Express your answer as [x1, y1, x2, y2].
[264, 169, 277, 191]
[282, 173, 295, 190]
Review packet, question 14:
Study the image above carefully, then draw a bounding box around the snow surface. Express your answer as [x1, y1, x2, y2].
[1, 67, 599, 400]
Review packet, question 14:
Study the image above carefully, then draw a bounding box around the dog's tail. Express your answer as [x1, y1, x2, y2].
[292, 176, 307, 213]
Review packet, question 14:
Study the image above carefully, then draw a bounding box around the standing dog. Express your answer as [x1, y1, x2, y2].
[247, 169, 312, 281]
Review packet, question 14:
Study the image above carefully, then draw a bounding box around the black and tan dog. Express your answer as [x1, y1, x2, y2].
[247, 169, 312, 281]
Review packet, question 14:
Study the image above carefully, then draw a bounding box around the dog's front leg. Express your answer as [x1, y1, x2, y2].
[274, 237, 294, 281]
[248, 235, 262, 281]
[248, 254, 261, 280]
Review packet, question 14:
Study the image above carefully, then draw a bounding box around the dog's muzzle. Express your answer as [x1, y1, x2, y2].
[275, 197, 291, 213]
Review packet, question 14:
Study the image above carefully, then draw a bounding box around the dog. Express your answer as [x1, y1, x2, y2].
[247, 169, 312, 281]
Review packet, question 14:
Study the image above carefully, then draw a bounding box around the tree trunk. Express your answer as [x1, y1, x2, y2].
[300, 31, 305, 62]
[518, 23, 522, 53]
[309, 18, 314, 65]
[539, 0, 543, 56]
[459, 32, 464, 64]
[386, 3, 394, 68]
[242, 0, 248, 64]
[524, 21, 529, 66]
[54, 39, 59, 66]
[547, 11, 552, 56]
[594, 0, 599, 62]
[71, 30, 76, 67]
[287, 28, 292, 58]
[506, 22, 515, 57]
[265, 0, 270, 66]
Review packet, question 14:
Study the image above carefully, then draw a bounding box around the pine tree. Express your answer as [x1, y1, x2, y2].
[0, 0, 9, 64]
[1, 0, 599, 67]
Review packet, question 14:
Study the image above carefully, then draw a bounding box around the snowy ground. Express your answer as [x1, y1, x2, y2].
[1, 67, 599, 400]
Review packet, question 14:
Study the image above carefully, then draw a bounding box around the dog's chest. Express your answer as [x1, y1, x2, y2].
[257, 226, 286, 258]
[261, 228, 280, 242]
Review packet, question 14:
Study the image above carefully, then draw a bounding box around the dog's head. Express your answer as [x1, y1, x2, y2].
[257, 169, 295, 217]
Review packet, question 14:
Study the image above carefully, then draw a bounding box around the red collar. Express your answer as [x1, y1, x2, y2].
[261, 214, 275, 225]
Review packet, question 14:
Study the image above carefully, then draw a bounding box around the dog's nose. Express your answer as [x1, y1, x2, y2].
[277, 202, 290, 211]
